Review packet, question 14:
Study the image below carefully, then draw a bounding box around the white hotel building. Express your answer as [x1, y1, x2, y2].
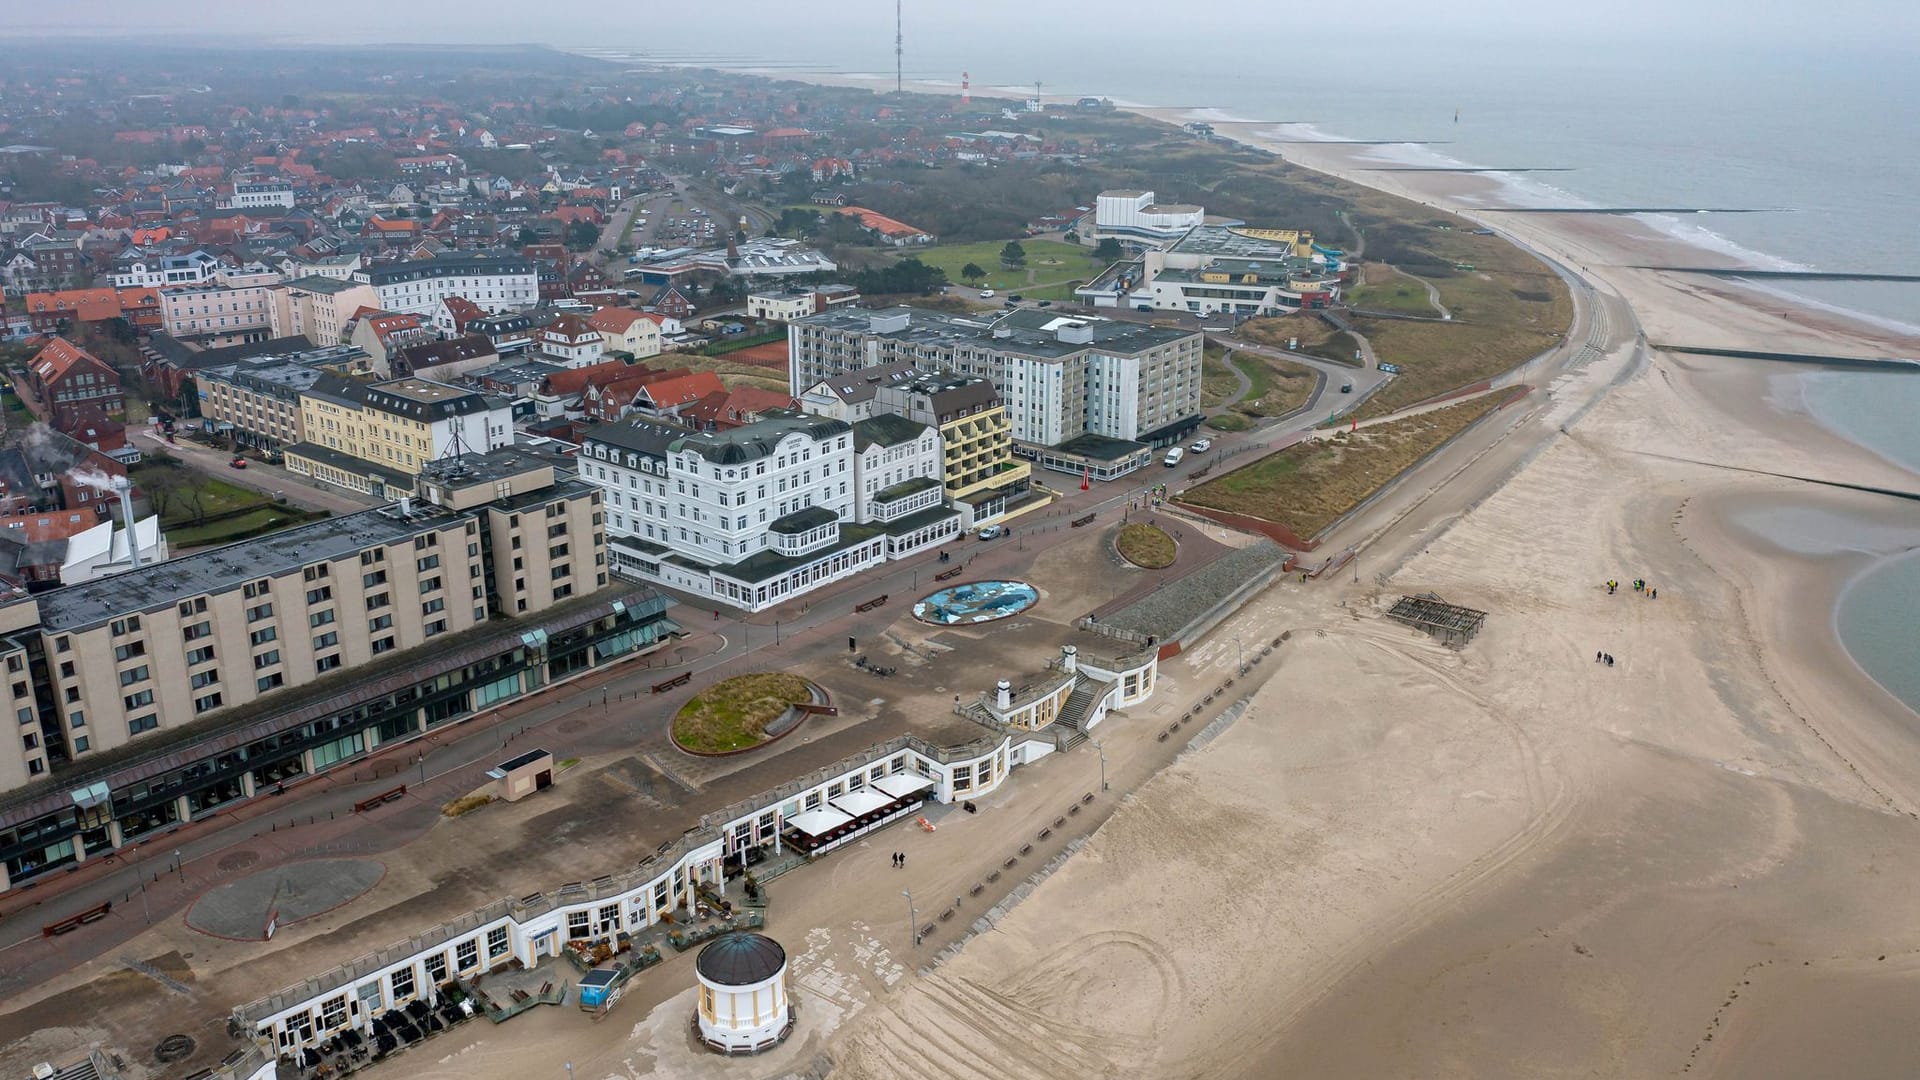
[355, 254, 538, 319]
[581, 410, 954, 612]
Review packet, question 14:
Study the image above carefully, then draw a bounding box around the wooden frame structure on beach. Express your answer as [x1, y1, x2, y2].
[1387, 593, 1487, 647]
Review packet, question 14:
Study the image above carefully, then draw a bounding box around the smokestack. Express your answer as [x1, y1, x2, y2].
[116, 480, 140, 569]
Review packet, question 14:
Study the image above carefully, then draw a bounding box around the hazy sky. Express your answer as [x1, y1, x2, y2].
[17, 0, 1920, 53]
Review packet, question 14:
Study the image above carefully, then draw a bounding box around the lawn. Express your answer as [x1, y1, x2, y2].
[1201, 346, 1240, 409]
[1116, 523, 1177, 568]
[1180, 393, 1508, 540]
[1346, 262, 1441, 315]
[167, 505, 329, 548]
[1229, 353, 1317, 419]
[1204, 412, 1252, 432]
[909, 238, 1099, 293]
[672, 672, 813, 754]
[1353, 269, 1568, 418]
[129, 462, 265, 525]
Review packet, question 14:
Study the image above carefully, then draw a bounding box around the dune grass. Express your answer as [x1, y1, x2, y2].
[672, 673, 812, 753]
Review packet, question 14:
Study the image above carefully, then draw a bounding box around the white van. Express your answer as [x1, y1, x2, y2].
[1164, 447, 1185, 467]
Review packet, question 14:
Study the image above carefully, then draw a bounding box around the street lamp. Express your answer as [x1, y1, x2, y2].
[1092, 738, 1108, 792]
[902, 889, 917, 947]
[1233, 635, 1245, 675]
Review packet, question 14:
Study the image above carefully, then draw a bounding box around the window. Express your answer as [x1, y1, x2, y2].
[366, 591, 390, 610]
[547, 524, 566, 538]
[305, 586, 331, 605]
[416, 554, 439, 572]
[178, 597, 207, 616]
[369, 614, 393, 632]
[194, 692, 224, 714]
[303, 563, 329, 582]
[73, 736, 89, 753]
[389, 966, 415, 1001]
[257, 673, 284, 693]
[372, 636, 396, 655]
[309, 610, 336, 628]
[419, 576, 442, 594]
[423, 952, 447, 985]
[424, 619, 447, 637]
[253, 650, 280, 669]
[456, 939, 478, 971]
[128, 714, 158, 735]
[313, 631, 338, 650]
[114, 641, 146, 662]
[190, 670, 219, 690]
[110, 615, 141, 636]
[486, 925, 510, 959]
[118, 666, 149, 687]
[250, 627, 277, 646]
[363, 570, 387, 588]
[123, 689, 154, 710]
[316, 654, 342, 673]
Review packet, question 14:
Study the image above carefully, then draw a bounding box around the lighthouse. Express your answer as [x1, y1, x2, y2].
[962, 71, 970, 106]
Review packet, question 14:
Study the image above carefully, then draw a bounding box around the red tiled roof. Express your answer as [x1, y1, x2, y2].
[25, 289, 121, 321]
[638, 371, 724, 410]
[30, 337, 112, 384]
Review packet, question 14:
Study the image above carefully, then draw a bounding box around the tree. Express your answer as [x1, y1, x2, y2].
[516, 225, 540, 248]
[564, 220, 602, 252]
[999, 240, 1027, 268]
[1093, 237, 1125, 263]
[960, 263, 987, 285]
[1064, 229, 1080, 245]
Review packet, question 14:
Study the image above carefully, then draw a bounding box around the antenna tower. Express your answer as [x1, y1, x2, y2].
[895, 0, 903, 94]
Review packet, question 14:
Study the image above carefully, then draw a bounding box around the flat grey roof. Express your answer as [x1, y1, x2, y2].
[25, 501, 454, 634]
[796, 305, 1195, 360]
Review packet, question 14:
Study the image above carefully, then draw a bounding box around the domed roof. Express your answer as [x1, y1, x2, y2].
[696, 931, 787, 986]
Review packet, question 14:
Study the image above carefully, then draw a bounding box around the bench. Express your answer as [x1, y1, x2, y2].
[1071, 512, 1097, 528]
[934, 566, 964, 581]
[854, 595, 888, 613]
[352, 785, 407, 813]
[651, 671, 692, 694]
[792, 702, 839, 717]
[42, 899, 112, 937]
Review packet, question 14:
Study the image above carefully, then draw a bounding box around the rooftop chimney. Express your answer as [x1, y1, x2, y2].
[116, 480, 142, 569]
[995, 680, 1012, 711]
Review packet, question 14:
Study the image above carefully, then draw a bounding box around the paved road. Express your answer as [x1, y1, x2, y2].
[138, 430, 379, 517]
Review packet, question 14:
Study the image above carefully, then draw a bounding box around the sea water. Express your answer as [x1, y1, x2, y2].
[1837, 551, 1920, 715]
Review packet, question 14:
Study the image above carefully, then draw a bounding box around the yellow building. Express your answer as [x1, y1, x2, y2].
[873, 372, 1030, 526]
[287, 375, 513, 497]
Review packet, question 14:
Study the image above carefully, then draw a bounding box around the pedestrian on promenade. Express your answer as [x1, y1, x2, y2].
[1596, 651, 1602, 662]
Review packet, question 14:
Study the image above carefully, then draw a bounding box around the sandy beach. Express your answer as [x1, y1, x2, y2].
[805, 98, 1920, 1078]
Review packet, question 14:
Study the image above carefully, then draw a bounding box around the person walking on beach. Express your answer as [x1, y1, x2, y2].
[1596, 650, 1603, 663]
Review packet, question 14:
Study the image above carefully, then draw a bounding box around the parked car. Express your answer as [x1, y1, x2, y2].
[1340, 381, 1354, 393]
[1163, 447, 1185, 467]
[1189, 438, 1213, 453]
[1008, 294, 1024, 303]
[979, 289, 995, 298]
[977, 525, 1006, 540]
[229, 456, 248, 469]
[1037, 300, 1053, 307]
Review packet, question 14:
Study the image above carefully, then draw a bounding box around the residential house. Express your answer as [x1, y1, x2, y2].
[394, 335, 498, 381]
[26, 337, 125, 428]
[678, 386, 802, 432]
[585, 307, 663, 360]
[345, 310, 435, 375]
[534, 313, 604, 369]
